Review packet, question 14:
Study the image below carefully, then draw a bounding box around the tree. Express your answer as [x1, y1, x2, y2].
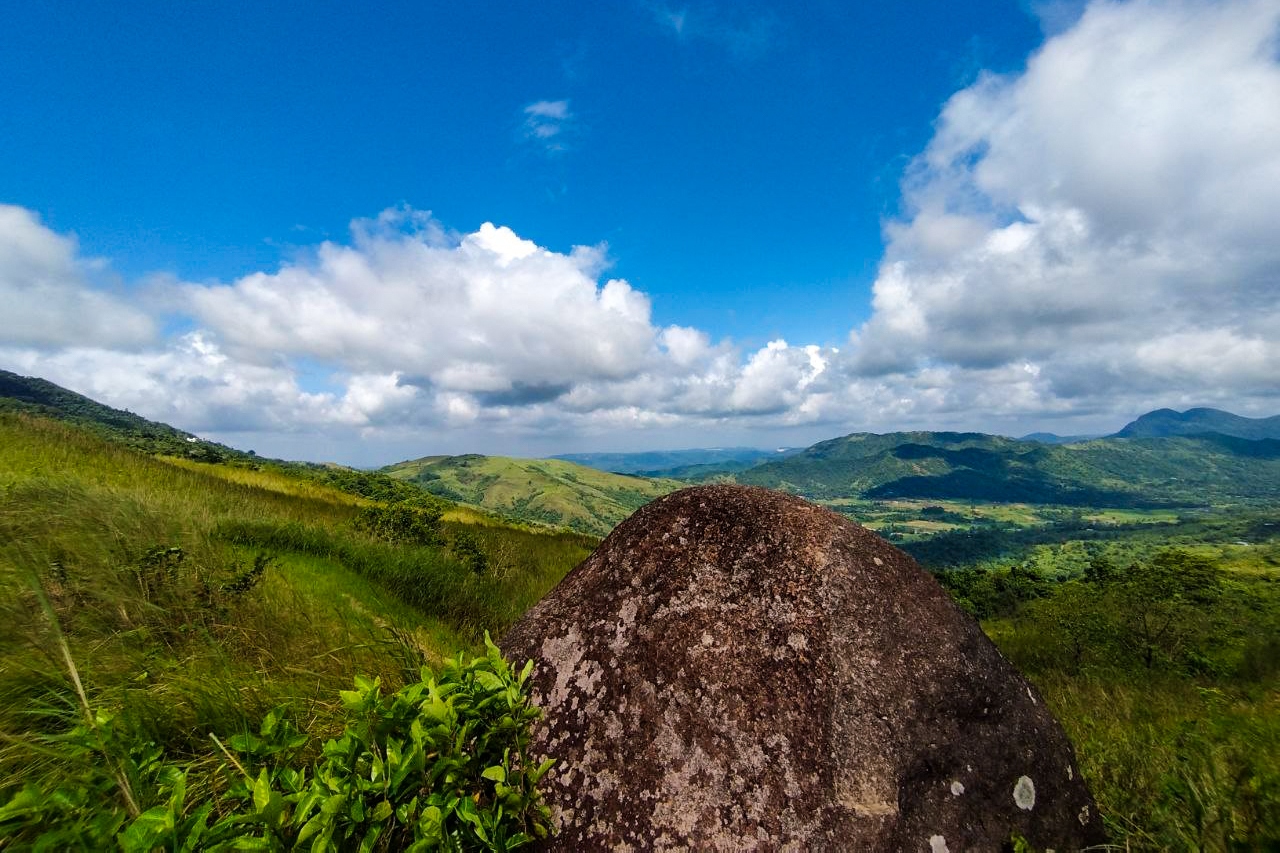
[1113, 549, 1221, 669]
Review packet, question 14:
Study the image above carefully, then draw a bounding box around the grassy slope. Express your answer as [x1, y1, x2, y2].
[0, 368, 249, 461]
[383, 454, 681, 536]
[0, 413, 593, 792]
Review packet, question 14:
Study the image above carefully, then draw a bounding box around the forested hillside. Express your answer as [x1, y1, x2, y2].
[1113, 406, 1280, 440]
[731, 429, 1280, 505]
[2, 374, 1276, 848]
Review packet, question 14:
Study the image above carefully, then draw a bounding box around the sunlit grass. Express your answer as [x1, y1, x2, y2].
[0, 412, 593, 833]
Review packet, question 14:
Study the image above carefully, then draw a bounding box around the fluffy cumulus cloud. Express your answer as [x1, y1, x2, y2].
[0, 205, 155, 349]
[0, 205, 844, 457]
[186, 209, 658, 394]
[3, 0, 1279, 459]
[853, 0, 1280, 420]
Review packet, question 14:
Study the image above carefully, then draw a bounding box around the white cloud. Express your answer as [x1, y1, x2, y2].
[0, 205, 155, 349]
[522, 100, 575, 151]
[4, 0, 1280, 460]
[853, 0, 1280, 419]
[187, 211, 658, 397]
[1, 207, 844, 454]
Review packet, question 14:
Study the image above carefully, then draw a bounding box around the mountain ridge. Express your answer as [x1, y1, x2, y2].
[5, 369, 1277, 520]
[1111, 407, 1280, 440]
[551, 446, 800, 476]
[0, 368, 242, 461]
[730, 428, 1280, 506]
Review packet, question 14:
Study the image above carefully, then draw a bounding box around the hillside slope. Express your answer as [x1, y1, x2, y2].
[733, 430, 1280, 505]
[0, 368, 243, 460]
[0, 369, 476, 512]
[1112, 407, 1280, 440]
[383, 454, 680, 535]
[0, 410, 595, 846]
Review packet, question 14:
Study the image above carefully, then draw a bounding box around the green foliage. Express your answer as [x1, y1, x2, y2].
[302, 466, 452, 511]
[450, 531, 489, 576]
[281, 638, 551, 851]
[1028, 676, 1279, 851]
[355, 504, 445, 547]
[994, 549, 1251, 676]
[0, 414, 586, 851]
[957, 545, 1280, 850]
[0, 638, 554, 851]
[214, 517, 575, 638]
[933, 562, 1051, 619]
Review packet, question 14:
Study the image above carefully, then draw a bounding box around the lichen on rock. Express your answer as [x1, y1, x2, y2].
[501, 485, 1106, 851]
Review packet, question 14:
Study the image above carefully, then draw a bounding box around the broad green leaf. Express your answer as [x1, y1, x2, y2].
[357, 822, 385, 853]
[118, 805, 172, 852]
[253, 769, 272, 814]
[530, 758, 556, 783]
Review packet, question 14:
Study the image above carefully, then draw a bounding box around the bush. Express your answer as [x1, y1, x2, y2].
[0, 636, 554, 852]
[354, 504, 444, 547]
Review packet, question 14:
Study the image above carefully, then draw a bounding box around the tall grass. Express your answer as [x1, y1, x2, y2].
[986, 568, 1280, 850]
[0, 413, 594, 842]
[1027, 674, 1279, 849]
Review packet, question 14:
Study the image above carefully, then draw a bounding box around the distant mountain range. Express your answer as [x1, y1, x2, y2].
[4, 369, 1278, 523]
[381, 454, 679, 536]
[1111, 407, 1280, 440]
[1018, 432, 1102, 445]
[730, 429, 1280, 506]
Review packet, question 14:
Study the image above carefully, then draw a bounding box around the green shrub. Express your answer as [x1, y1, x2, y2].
[354, 504, 444, 547]
[0, 636, 554, 852]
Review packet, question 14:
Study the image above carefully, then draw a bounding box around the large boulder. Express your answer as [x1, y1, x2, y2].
[502, 485, 1106, 851]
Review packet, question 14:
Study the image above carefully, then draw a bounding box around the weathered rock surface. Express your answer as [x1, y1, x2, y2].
[501, 485, 1107, 851]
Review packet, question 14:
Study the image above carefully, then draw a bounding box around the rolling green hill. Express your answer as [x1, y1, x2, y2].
[0, 368, 246, 461]
[382, 454, 681, 535]
[1112, 406, 1280, 440]
[732, 430, 1280, 506]
[0, 368, 470, 512]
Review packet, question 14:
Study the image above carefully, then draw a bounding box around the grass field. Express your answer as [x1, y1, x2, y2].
[0, 412, 594, 840]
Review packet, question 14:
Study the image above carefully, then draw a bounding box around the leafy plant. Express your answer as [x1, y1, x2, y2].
[451, 531, 488, 576]
[277, 635, 553, 851]
[354, 504, 444, 547]
[0, 634, 554, 852]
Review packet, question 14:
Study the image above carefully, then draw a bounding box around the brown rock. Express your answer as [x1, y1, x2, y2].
[501, 485, 1107, 851]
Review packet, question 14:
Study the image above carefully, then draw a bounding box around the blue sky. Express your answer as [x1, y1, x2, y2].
[4, 1, 1040, 346]
[2, 0, 1279, 464]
